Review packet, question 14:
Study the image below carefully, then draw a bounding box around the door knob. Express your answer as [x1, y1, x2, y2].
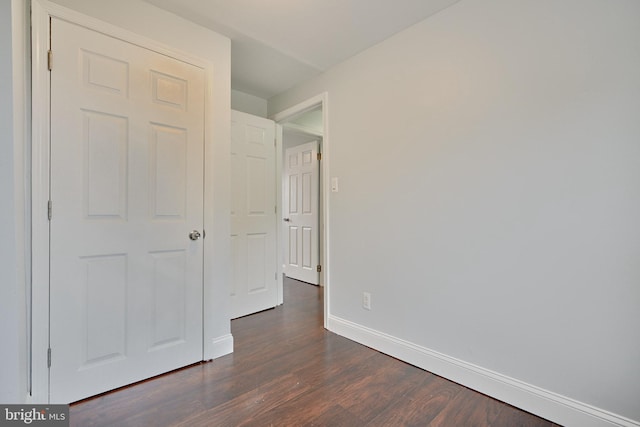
[283, 218, 290, 222]
[189, 230, 201, 241]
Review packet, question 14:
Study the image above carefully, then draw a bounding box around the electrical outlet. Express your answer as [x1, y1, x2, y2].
[363, 292, 371, 310]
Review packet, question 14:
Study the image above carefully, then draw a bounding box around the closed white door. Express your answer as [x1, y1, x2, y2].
[49, 18, 205, 403]
[230, 111, 278, 318]
[284, 141, 320, 285]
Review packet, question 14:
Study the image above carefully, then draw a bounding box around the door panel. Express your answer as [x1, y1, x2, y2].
[149, 250, 187, 350]
[83, 255, 127, 367]
[83, 111, 128, 219]
[230, 110, 277, 319]
[49, 18, 205, 403]
[150, 125, 188, 218]
[284, 141, 320, 285]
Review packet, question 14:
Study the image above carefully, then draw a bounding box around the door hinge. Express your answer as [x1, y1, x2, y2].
[274, 205, 277, 214]
[47, 348, 51, 368]
[317, 265, 322, 273]
[47, 50, 53, 71]
[275, 272, 278, 281]
[317, 152, 322, 161]
[47, 200, 52, 220]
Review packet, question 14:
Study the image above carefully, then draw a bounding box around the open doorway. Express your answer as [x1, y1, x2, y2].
[282, 119, 322, 285]
[272, 94, 329, 328]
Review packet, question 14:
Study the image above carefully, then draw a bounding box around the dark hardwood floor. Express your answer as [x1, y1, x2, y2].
[71, 277, 560, 426]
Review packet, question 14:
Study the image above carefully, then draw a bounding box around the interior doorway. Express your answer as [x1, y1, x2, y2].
[282, 132, 321, 285]
[272, 94, 329, 327]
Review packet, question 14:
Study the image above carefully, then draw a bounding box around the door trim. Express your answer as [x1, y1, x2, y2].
[30, 0, 217, 402]
[271, 93, 330, 328]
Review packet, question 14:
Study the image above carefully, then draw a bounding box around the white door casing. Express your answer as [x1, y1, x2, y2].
[230, 110, 278, 319]
[284, 141, 320, 285]
[49, 18, 205, 403]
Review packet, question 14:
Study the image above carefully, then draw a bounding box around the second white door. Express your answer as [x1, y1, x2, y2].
[230, 111, 278, 318]
[284, 141, 320, 285]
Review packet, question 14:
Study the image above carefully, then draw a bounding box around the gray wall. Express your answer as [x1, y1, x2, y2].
[270, 0, 640, 423]
[231, 89, 268, 117]
[0, 0, 29, 404]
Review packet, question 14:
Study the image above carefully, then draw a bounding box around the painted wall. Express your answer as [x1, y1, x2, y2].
[231, 89, 268, 118]
[0, 0, 29, 405]
[269, 0, 640, 424]
[287, 108, 323, 135]
[283, 130, 319, 152]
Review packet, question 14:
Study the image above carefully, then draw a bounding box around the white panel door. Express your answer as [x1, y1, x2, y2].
[230, 110, 277, 318]
[49, 18, 205, 403]
[284, 141, 319, 285]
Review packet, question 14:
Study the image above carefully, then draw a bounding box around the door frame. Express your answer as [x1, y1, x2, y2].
[30, 0, 217, 402]
[271, 93, 330, 328]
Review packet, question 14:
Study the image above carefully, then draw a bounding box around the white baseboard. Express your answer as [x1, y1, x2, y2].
[205, 334, 234, 361]
[327, 315, 638, 427]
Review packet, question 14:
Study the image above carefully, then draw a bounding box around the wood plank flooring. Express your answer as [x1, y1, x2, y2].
[70, 277, 561, 426]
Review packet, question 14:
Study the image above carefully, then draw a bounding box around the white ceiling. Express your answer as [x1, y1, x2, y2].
[144, 0, 461, 99]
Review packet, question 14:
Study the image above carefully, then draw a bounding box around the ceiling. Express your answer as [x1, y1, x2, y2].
[144, 0, 461, 100]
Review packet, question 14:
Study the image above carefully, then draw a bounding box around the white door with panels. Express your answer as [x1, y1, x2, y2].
[230, 110, 278, 319]
[284, 141, 320, 285]
[49, 18, 205, 403]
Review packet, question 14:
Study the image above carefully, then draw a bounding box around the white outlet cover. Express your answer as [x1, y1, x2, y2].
[331, 177, 339, 192]
[363, 292, 371, 310]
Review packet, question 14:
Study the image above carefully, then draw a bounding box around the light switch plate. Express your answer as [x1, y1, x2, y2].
[331, 177, 339, 192]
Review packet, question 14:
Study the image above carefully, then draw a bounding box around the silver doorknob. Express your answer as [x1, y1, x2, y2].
[189, 230, 201, 241]
[283, 218, 290, 222]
